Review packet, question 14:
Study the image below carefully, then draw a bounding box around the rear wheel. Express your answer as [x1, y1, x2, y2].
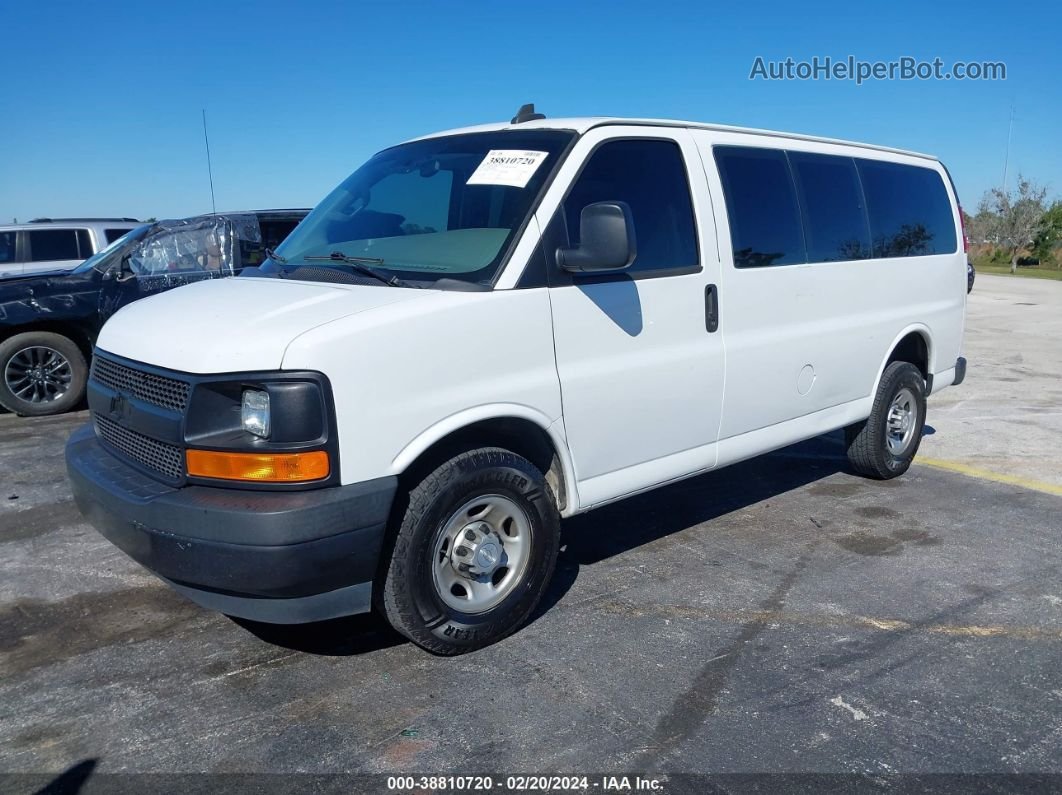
[378, 447, 561, 655]
[0, 332, 87, 416]
[846, 361, 926, 479]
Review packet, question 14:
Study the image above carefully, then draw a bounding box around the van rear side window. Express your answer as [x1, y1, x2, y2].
[857, 159, 958, 257]
[715, 146, 957, 267]
[789, 152, 871, 262]
[713, 147, 805, 268]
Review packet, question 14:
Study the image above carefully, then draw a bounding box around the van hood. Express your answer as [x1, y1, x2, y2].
[95, 276, 430, 373]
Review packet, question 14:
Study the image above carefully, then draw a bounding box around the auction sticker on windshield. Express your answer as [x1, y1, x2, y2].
[466, 150, 549, 188]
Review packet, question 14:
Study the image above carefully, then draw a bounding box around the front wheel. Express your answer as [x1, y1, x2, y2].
[378, 447, 561, 655]
[0, 332, 88, 416]
[845, 361, 927, 479]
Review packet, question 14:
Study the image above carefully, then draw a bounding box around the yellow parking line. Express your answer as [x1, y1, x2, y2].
[917, 457, 1062, 498]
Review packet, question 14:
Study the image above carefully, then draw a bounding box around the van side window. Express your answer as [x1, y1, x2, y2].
[105, 228, 131, 244]
[714, 146, 805, 268]
[563, 139, 698, 274]
[857, 160, 957, 257]
[28, 229, 80, 262]
[789, 153, 872, 262]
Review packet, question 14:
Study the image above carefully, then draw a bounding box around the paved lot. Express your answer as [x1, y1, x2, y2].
[919, 274, 1062, 490]
[1, 275, 1060, 785]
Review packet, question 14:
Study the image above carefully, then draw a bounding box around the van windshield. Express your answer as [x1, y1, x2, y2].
[264, 130, 574, 288]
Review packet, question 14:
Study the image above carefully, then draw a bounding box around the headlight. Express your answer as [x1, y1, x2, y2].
[241, 389, 270, 438]
[184, 374, 335, 489]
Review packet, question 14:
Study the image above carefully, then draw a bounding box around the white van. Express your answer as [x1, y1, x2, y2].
[67, 108, 967, 654]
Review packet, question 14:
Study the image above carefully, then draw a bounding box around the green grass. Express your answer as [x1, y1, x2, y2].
[973, 262, 1062, 281]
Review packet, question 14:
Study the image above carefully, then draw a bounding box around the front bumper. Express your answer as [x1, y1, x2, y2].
[66, 424, 397, 623]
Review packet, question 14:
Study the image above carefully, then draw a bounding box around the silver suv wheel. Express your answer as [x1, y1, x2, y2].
[4, 345, 73, 404]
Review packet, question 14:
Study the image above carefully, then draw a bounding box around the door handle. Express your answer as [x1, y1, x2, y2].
[705, 284, 719, 333]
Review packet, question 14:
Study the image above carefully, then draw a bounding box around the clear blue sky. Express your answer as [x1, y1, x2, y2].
[1, 0, 1058, 222]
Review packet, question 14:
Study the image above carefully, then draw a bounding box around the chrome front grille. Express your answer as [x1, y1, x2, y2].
[90, 356, 190, 413]
[93, 414, 184, 482]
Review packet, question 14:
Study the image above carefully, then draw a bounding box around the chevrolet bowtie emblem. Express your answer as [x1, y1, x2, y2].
[109, 392, 129, 421]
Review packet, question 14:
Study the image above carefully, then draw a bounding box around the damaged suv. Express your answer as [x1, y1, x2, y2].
[0, 210, 307, 415]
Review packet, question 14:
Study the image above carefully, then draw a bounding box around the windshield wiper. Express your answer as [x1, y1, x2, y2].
[264, 247, 287, 264]
[304, 251, 416, 288]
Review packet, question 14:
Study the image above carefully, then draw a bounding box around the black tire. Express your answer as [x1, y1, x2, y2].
[845, 361, 927, 479]
[0, 332, 88, 416]
[378, 447, 561, 655]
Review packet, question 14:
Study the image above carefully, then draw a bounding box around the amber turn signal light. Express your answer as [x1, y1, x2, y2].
[186, 449, 330, 482]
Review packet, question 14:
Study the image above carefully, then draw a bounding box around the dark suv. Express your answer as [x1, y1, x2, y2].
[0, 210, 307, 416]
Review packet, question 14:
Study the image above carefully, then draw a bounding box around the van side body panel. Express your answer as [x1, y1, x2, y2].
[282, 126, 964, 517]
[692, 129, 965, 445]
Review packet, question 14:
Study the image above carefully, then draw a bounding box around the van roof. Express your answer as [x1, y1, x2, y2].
[411, 117, 938, 161]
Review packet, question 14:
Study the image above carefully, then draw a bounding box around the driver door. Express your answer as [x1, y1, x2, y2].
[541, 128, 725, 508]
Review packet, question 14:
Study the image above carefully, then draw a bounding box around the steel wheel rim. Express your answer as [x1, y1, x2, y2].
[4, 346, 72, 404]
[885, 387, 918, 456]
[432, 493, 533, 614]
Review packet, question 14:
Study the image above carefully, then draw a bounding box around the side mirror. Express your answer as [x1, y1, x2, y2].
[105, 254, 135, 282]
[115, 258, 136, 282]
[557, 201, 637, 273]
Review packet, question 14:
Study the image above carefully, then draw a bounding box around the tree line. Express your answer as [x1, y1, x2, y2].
[964, 176, 1062, 273]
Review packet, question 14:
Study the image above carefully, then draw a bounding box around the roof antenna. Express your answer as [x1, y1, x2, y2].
[511, 103, 546, 124]
[201, 109, 218, 216]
